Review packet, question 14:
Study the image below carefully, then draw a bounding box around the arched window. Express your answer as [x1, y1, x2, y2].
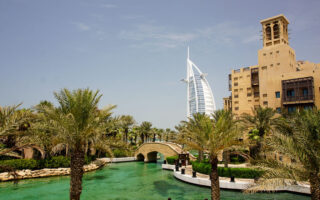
[266, 26, 271, 40]
[273, 23, 279, 39]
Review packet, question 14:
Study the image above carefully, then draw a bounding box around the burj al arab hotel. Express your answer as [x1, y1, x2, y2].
[183, 48, 216, 118]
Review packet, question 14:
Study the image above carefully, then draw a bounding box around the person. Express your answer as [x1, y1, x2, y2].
[168, 198, 171, 200]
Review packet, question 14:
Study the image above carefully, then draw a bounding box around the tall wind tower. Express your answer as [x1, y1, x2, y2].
[183, 47, 216, 118]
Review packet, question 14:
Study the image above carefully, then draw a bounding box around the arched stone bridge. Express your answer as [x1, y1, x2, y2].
[134, 142, 196, 162]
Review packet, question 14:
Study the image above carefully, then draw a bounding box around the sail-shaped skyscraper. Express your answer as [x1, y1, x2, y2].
[183, 48, 216, 118]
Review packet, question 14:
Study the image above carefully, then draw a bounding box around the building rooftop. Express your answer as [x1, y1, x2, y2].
[260, 14, 289, 24]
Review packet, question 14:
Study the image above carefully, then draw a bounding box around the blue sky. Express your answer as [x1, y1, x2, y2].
[0, 0, 319, 128]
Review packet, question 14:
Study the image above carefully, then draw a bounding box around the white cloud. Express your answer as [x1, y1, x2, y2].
[119, 21, 260, 49]
[72, 22, 91, 31]
[119, 24, 196, 49]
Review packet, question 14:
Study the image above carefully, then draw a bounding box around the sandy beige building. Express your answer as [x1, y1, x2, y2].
[224, 14, 320, 115]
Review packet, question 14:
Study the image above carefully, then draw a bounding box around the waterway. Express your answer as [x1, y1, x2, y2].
[0, 161, 309, 200]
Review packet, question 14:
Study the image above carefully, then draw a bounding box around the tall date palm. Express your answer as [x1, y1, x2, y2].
[248, 109, 320, 200]
[182, 111, 241, 200]
[37, 88, 115, 200]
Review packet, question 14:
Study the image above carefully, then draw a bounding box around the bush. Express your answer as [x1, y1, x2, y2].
[85, 155, 97, 164]
[230, 155, 246, 164]
[0, 159, 38, 172]
[166, 156, 178, 165]
[42, 156, 70, 168]
[192, 161, 263, 179]
[113, 149, 128, 158]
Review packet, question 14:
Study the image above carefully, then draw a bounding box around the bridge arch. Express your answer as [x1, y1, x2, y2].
[134, 142, 195, 162]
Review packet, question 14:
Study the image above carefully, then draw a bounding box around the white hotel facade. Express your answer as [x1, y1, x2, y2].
[183, 48, 216, 118]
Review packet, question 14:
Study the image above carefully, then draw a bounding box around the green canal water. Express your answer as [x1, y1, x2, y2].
[0, 161, 309, 200]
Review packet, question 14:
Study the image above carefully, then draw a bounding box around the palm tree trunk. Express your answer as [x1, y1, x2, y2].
[310, 172, 320, 200]
[70, 148, 85, 200]
[223, 150, 229, 168]
[198, 150, 204, 162]
[210, 156, 220, 200]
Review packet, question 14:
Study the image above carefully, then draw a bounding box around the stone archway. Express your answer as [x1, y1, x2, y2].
[134, 142, 196, 162]
[136, 153, 145, 161]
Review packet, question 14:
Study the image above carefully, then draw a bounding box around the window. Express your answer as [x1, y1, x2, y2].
[235, 107, 239, 111]
[263, 101, 268, 106]
[247, 93, 252, 97]
[262, 66, 267, 70]
[304, 105, 312, 110]
[248, 100, 252, 102]
[263, 94, 267, 97]
[302, 88, 308, 96]
[234, 82, 238, 86]
[276, 107, 281, 113]
[275, 91, 280, 98]
[288, 106, 296, 113]
[240, 88, 243, 91]
[277, 63, 280, 65]
[234, 77, 238, 81]
[287, 89, 295, 97]
[234, 95, 238, 98]
[263, 53, 266, 56]
[234, 89, 238, 92]
[234, 101, 239, 104]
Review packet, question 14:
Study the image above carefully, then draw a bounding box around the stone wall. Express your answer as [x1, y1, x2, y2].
[0, 157, 136, 182]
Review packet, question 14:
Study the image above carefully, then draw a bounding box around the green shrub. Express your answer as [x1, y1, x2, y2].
[230, 155, 246, 164]
[166, 156, 178, 165]
[0, 155, 101, 172]
[85, 155, 97, 164]
[43, 156, 70, 168]
[0, 159, 38, 172]
[192, 161, 263, 179]
[113, 149, 128, 158]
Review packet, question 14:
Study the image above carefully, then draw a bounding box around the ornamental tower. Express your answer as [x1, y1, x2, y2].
[183, 47, 216, 118]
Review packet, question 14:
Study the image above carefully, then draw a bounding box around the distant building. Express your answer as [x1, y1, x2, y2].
[183, 48, 216, 118]
[224, 14, 320, 115]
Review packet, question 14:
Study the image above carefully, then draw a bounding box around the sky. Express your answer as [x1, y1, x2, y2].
[0, 0, 319, 129]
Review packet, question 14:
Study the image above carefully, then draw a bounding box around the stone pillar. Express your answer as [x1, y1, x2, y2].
[23, 148, 34, 159]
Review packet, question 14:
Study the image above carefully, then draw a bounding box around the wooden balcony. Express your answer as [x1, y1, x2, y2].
[282, 77, 315, 105]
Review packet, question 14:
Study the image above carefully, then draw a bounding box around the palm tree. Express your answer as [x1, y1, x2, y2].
[37, 88, 116, 200]
[181, 114, 208, 162]
[163, 128, 172, 142]
[0, 104, 41, 158]
[182, 111, 241, 200]
[241, 107, 277, 159]
[248, 109, 320, 200]
[139, 121, 152, 143]
[156, 128, 164, 142]
[151, 127, 158, 142]
[119, 115, 135, 143]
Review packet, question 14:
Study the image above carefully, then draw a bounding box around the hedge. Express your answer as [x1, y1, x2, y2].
[0, 155, 97, 172]
[0, 159, 38, 172]
[105, 149, 130, 158]
[192, 161, 263, 179]
[166, 156, 178, 165]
